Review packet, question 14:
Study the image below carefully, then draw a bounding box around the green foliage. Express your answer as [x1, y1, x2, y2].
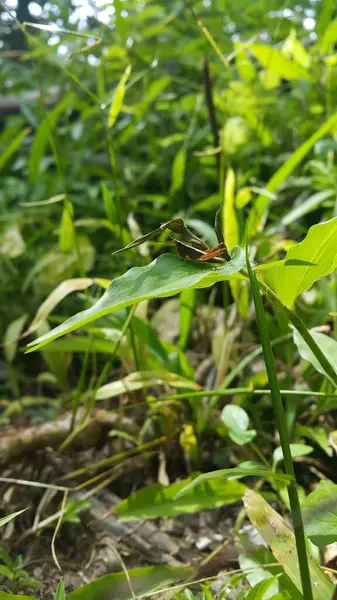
[66, 566, 193, 600]
[2, 1, 337, 597]
[115, 477, 246, 521]
[302, 481, 337, 546]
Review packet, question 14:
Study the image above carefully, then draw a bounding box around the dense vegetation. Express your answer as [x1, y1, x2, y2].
[1, 0, 337, 598]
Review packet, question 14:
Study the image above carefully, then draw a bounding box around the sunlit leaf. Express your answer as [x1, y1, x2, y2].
[108, 64, 131, 128]
[27, 249, 245, 352]
[257, 217, 337, 308]
[249, 44, 311, 80]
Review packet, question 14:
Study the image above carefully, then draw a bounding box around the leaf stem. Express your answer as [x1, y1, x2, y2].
[246, 250, 313, 600]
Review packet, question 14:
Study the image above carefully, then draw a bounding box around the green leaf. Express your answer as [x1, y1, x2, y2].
[302, 480, 337, 546]
[293, 328, 337, 385]
[27, 249, 245, 352]
[3, 314, 28, 363]
[248, 111, 337, 235]
[54, 581, 66, 600]
[0, 509, 27, 529]
[320, 19, 337, 55]
[257, 217, 337, 308]
[96, 370, 199, 400]
[59, 206, 75, 253]
[101, 182, 116, 223]
[221, 405, 256, 446]
[0, 565, 14, 580]
[108, 64, 131, 128]
[272, 444, 313, 467]
[244, 577, 279, 600]
[235, 42, 256, 82]
[115, 477, 246, 520]
[29, 92, 73, 181]
[67, 566, 192, 600]
[297, 425, 332, 457]
[179, 288, 195, 350]
[26, 278, 101, 337]
[249, 44, 311, 80]
[0, 127, 30, 170]
[243, 490, 334, 599]
[170, 147, 186, 195]
[175, 467, 293, 499]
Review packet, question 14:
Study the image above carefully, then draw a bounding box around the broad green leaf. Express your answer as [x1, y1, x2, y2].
[96, 370, 199, 400]
[0, 127, 30, 170]
[170, 147, 186, 195]
[179, 288, 195, 350]
[244, 490, 334, 599]
[29, 92, 73, 181]
[321, 19, 337, 55]
[3, 314, 28, 363]
[54, 581, 66, 600]
[249, 44, 311, 80]
[302, 480, 337, 546]
[0, 509, 27, 529]
[257, 217, 337, 308]
[108, 64, 131, 128]
[27, 249, 245, 352]
[115, 477, 246, 520]
[293, 328, 337, 385]
[248, 110, 337, 235]
[67, 566, 193, 600]
[272, 444, 313, 467]
[221, 405, 256, 446]
[176, 467, 293, 499]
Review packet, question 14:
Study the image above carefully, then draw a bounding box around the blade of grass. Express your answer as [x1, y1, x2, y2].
[246, 246, 313, 600]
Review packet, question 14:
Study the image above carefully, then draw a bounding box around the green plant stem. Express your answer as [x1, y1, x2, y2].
[246, 252, 313, 600]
